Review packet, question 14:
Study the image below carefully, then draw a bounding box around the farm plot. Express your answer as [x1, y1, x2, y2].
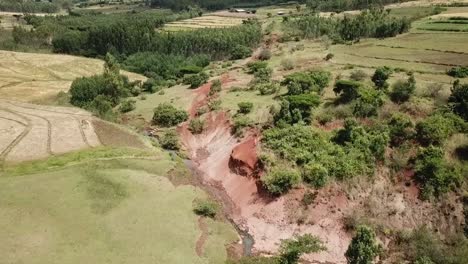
[0, 50, 146, 103]
[164, 15, 246, 31]
[0, 100, 146, 163]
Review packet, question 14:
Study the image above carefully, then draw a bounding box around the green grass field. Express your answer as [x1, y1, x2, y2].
[0, 148, 238, 264]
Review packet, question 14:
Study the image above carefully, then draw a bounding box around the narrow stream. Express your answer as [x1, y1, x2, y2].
[169, 151, 255, 256]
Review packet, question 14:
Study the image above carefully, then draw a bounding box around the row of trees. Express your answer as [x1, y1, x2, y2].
[0, 0, 62, 13]
[284, 9, 410, 42]
[150, 0, 303, 11]
[306, 0, 410, 12]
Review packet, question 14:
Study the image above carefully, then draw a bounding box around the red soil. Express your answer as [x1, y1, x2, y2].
[189, 74, 234, 117]
[229, 133, 260, 177]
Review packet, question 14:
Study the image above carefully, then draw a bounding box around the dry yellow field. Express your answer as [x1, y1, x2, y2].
[0, 50, 146, 103]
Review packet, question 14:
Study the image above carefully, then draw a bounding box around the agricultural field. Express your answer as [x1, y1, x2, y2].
[0, 99, 148, 163]
[0, 150, 238, 264]
[164, 15, 247, 31]
[0, 50, 146, 103]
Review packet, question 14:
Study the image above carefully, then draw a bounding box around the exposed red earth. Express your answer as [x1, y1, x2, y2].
[178, 77, 352, 263]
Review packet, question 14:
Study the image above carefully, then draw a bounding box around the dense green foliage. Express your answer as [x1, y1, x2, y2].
[151, 0, 298, 11]
[448, 80, 468, 121]
[415, 112, 465, 146]
[447, 66, 468, 78]
[152, 103, 189, 127]
[282, 70, 332, 95]
[160, 130, 180, 150]
[69, 54, 136, 118]
[414, 146, 462, 199]
[124, 53, 209, 80]
[345, 225, 381, 264]
[183, 72, 209, 88]
[261, 169, 301, 195]
[302, 163, 329, 188]
[118, 99, 136, 113]
[238, 102, 254, 114]
[189, 118, 205, 134]
[388, 113, 414, 146]
[307, 0, 408, 12]
[275, 93, 321, 125]
[284, 9, 410, 42]
[193, 199, 218, 218]
[333, 80, 363, 103]
[390, 74, 416, 103]
[353, 86, 384, 117]
[0, 0, 61, 13]
[263, 121, 388, 184]
[371, 66, 392, 90]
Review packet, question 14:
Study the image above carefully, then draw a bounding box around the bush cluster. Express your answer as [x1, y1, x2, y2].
[152, 103, 188, 127]
[282, 70, 332, 95]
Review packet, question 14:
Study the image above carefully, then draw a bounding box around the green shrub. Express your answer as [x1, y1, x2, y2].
[160, 130, 180, 150]
[282, 70, 332, 95]
[152, 103, 188, 127]
[208, 99, 222, 111]
[333, 80, 362, 103]
[302, 163, 329, 188]
[262, 169, 301, 195]
[247, 61, 268, 74]
[388, 113, 414, 146]
[209, 79, 222, 96]
[183, 72, 209, 88]
[232, 116, 252, 136]
[448, 80, 468, 121]
[324, 53, 334, 61]
[390, 74, 416, 103]
[231, 45, 252, 60]
[447, 66, 468, 78]
[258, 48, 272, 60]
[371, 66, 392, 90]
[253, 67, 273, 83]
[88, 95, 114, 120]
[414, 146, 462, 199]
[353, 87, 384, 117]
[275, 93, 321, 125]
[193, 199, 218, 218]
[415, 112, 465, 145]
[257, 82, 280, 95]
[118, 99, 136, 113]
[142, 78, 163, 93]
[189, 118, 205, 134]
[279, 234, 326, 264]
[345, 225, 381, 264]
[238, 102, 254, 114]
[350, 69, 367, 81]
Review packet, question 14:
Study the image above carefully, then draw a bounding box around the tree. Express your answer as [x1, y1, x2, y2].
[353, 87, 384, 117]
[189, 118, 205, 134]
[231, 45, 252, 60]
[238, 102, 254, 114]
[345, 225, 381, 264]
[279, 234, 326, 264]
[282, 70, 331, 95]
[333, 80, 362, 103]
[302, 163, 329, 188]
[388, 113, 414, 146]
[160, 130, 180, 150]
[183, 72, 209, 88]
[414, 146, 462, 199]
[415, 112, 465, 146]
[193, 199, 218, 218]
[371, 66, 392, 90]
[152, 103, 188, 127]
[448, 80, 468, 121]
[262, 169, 301, 195]
[390, 74, 416, 103]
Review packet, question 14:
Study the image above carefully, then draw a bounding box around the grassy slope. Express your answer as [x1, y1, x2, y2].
[0, 149, 237, 264]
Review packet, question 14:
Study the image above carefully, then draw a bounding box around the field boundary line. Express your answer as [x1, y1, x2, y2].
[343, 52, 462, 67]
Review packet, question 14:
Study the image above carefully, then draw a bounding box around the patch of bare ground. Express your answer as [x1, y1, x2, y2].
[92, 120, 148, 149]
[195, 217, 208, 257]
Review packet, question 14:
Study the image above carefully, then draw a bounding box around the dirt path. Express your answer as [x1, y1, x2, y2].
[195, 217, 208, 257]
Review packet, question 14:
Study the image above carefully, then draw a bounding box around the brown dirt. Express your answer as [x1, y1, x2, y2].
[229, 133, 261, 177]
[195, 217, 208, 257]
[92, 120, 148, 149]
